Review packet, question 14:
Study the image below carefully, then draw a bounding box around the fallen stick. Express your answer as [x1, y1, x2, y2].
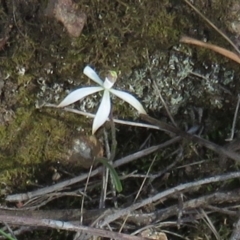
[99, 171, 240, 227]
[180, 35, 240, 64]
[0, 215, 150, 240]
[141, 114, 240, 163]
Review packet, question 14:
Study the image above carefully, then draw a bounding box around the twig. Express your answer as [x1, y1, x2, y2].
[119, 155, 158, 233]
[99, 129, 110, 209]
[141, 114, 240, 163]
[80, 163, 94, 224]
[0, 208, 109, 224]
[152, 190, 240, 223]
[42, 103, 160, 130]
[0, 215, 151, 240]
[199, 209, 221, 240]
[74, 162, 97, 240]
[22, 191, 84, 209]
[109, 116, 118, 207]
[151, 148, 183, 179]
[99, 171, 240, 227]
[110, 114, 118, 162]
[152, 80, 177, 127]
[2, 223, 16, 240]
[226, 94, 240, 141]
[183, 0, 240, 54]
[2, 190, 240, 232]
[180, 36, 240, 64]
[206, 205, 237, 216]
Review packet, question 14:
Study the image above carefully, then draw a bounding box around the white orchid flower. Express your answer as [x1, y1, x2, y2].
[58, 66, 146, 134]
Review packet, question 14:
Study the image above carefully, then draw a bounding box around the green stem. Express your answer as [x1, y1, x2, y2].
[0, 229, 16, 240]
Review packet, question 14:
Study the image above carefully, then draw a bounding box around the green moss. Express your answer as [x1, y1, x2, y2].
[0, 103, 88, 187]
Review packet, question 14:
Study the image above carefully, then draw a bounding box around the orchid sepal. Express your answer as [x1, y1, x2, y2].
[83, 66, 103, 86]
[109, 88, 147, 114]
[92, 90, 111, 134]
[58, 86, 103, 108]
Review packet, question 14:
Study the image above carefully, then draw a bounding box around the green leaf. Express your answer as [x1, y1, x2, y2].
[97, 158, 122, 192]
[0, 229, 16, 240]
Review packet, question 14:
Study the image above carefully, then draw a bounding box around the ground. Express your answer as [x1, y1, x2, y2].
[0, 0, 240, 239]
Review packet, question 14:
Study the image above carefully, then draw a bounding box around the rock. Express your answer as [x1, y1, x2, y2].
[45, 0, 87, 37]
[67, 134, 103, 169]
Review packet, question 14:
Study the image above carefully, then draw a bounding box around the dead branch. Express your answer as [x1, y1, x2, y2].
[180, 36, 240, 64]
[141, 114, 240, 163]
[0, 208, 108, 224]
[0, 215, 151, 240]
[150, 189, 240, 223]
[99, 171, 240, 227]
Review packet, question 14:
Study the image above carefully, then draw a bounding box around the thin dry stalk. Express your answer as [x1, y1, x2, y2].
[141, 114, 240, 163]
[0, 215, 151, 240]
[0, 208, 109, 224]
[2, 190, 240, 237]
[226, 94, 240, 141]
[151, 148, 183, 179]
[99, 129, 110, 209]
[183, 0, 240, 54]
[99, 171, 240, 227]
[199, 209, 221, 240]
[119, 155, 158, 232]
[42, 103, 160, 130]
[152, 80, 177, 127]
[22, 192, 84, 210]
[158, 190, 240, 222]
[206, 205, 237, 216]
[3, 222, 16, 240]
[80, 163, 94, 224]
[109, 117, 118, 207]
[180, 36, 240, 64]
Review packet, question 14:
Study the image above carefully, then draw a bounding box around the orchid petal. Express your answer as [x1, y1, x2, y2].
[110, 89, 147, 114]
[92, 90, 111, 134]
[83, 66, 103, 86]
[58, 86, 103, 108]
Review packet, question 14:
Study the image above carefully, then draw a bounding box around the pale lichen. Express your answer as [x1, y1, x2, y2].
[126, 44, 235, 117]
